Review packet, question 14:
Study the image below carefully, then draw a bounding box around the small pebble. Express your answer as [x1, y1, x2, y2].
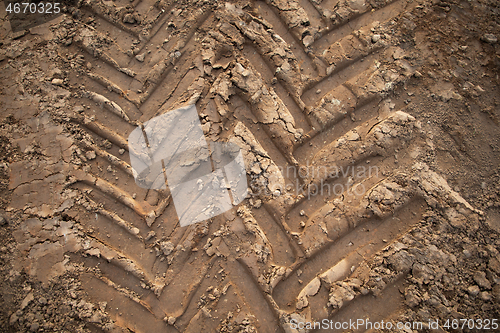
[51, 78, 64, 86]
[123, 13, 136, 24]
[483, 33, 497, 44]
[468, 285, 480, 297]
[480, 291, 492, 301]
[50, 68, 63, 79]
[86, 151, 96, 160]
[303, 35, 314, 47]
[135, 53, 145, 62]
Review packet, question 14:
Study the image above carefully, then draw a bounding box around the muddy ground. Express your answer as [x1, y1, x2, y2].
[0, 0, 499, 332]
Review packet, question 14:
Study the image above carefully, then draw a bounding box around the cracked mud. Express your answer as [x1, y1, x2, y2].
[0, 0, 499, 332]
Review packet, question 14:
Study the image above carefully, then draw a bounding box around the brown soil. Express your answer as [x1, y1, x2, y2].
[0, 0, 499, 332]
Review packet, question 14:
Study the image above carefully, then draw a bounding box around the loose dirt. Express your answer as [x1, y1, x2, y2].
[0, 0, 499, 332]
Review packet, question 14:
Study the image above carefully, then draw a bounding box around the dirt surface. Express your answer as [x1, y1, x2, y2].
[0, 0, 499, 332]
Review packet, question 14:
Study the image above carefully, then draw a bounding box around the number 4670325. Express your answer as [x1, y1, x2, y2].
[6, 2, 60, 14]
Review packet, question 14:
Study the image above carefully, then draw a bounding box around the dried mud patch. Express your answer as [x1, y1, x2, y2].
[0, 0, 499, 331]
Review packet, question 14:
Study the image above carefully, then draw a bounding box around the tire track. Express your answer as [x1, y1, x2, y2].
[274, 196, 426, 310]
[16, 1, 487, 332]
[253, 0, 319, 78]
[241, 44, 312, 132]
[312, 0, 411, 51]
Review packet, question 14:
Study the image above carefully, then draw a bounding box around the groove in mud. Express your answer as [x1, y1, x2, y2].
[228, 260, 282, 333]
[134, 0, 163, 24]
[312, 0, 409, 52]
[297, 0, 327, 29]
[75, 254, 153, 303]
[229, 95, 291, 176]
[81, 8, 138, 54]
[284, 156, 385, 232]
[132, 13, 212, 110]
[315, 277, 407, 333]
[70, 182, 147, 227]
[242, 44, 312, 132]
[251, 205, 296, 267]
[68, 47, 136, 96]
[159, 255, 216, 318]
[273, 198, 426, 310]
[80, 273, 167, 332]
[294, 98, 386, 162]
[302, 52, 378, 105]
[80, 92, 141, 127]
[80, 7, 141, 39]
[253, 1, 318, 78]
[138, 54, 200, 120]
[70, 115, 130, 151]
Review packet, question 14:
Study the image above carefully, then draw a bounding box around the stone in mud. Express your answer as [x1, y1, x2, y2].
[303, 35, 314, 47]
[468, 285, 480, 297]
[387, 250, 415, 272]
[21, 292, 34, 310]
[160, 241, 174, 256]
[135, 53, 146, 62]
[480, 291, 492, 301]
[123, 13, 136, 24]
[482, 33, 497, 44]
[50, 68, 63, 79]
[473, 271, 492, 290]
[51, 79, 64, 86]
[85, 151, 96, 160]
